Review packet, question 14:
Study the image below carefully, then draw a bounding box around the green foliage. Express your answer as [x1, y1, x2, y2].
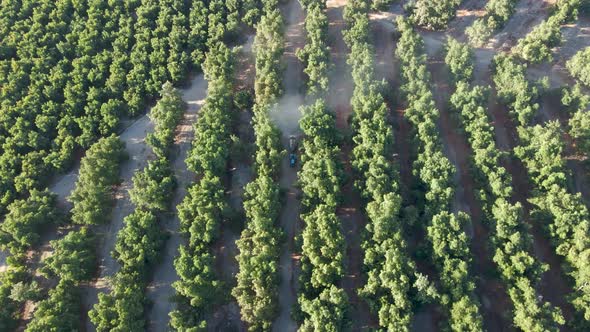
[26, 280, 81, 332]
[0, 189, 60, 256]
[513, 0, 582, 63]
[494, 52, 590, 326]
[492, 54, 540, 126]
[407, 0, 462, 30]
[90, 209, 165, 330]
[40, 228, 96, 282]
[253, 9, 285, 106]
[297, 3, 331, 96]
[342, 3, 414, 330]
[129, 158, 176, 212]
[90, 272, 147, 332]
[299, 286, 349, 331]
[69, 135, 126, 225]
[513, 18, 562, 63]
[371, 0, 397, 11]
[427, 212, 484, 331]
[233, 4, 285, 330]
[146, 82, 186, 158]
[233, 175, 282, 331]
[569, 108, 590, 154]
[466, 0, 519, 46]
[187, 42, 234, 175]
[567, 47, 590, 88]
[445, 37, 474, 83]
[171, 40, 235, 332]
[114, 210, 165, 277]
[9, 281, 41, 303]
[451, 43, 564, 330]
[397, 17, 487, 329]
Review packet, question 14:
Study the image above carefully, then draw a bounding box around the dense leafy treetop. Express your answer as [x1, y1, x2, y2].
[69, 134, 126, 225]
[407, 0, 462, 30]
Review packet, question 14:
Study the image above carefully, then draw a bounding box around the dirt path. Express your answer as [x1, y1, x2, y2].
[325, 1, 374, 330]
[145, 74, 207, 332]
[272, 1, 305, 331]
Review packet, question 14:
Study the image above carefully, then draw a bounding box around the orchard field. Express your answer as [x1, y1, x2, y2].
[0, 0, 590, 331]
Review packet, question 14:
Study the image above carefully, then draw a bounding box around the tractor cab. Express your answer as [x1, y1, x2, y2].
[288, 135, 298, 167]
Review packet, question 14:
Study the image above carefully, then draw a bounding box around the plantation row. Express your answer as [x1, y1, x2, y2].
[493, 54, 590, 327]
[296, 0, 349, 330]
[343, 1, 415, 330]
[396, 18, 484, 331]
[90, 82, 183, 331]
[446, 38, 565, 331]
[233, 1, 285, 330]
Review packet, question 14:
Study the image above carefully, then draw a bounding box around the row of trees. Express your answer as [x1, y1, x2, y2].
[406, 0, 462, 30]
[232, 3, 285, 329]
[513, 0, 582, 63]
[343, 1, 414, 330]
[493, 54, 590, 327]
[466, 0, 519, 46]
[561, 84, 590, 156]
[0, 189, 61, 330]
[296, 1, 349, 330]
[89, 83, 184, 331]
[169, 41, 234, 330]
[296, 0, 331, 97]
[447, 38, 565, 331]
[396, 19, 484, 330]
[567, 47, 590, 87]
[25, 134, 126, 331]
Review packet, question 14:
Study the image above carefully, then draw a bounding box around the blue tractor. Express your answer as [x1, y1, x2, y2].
[289, 135, 298, 168]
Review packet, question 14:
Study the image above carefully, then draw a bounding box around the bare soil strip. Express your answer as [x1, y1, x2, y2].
[273, 1, 305, 331]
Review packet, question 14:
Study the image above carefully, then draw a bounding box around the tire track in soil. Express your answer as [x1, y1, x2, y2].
[145, 74, 207, 332]
[426, 42, 513, 331]
[273, 0, 305, 331]
[326, 1, 373, 330]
